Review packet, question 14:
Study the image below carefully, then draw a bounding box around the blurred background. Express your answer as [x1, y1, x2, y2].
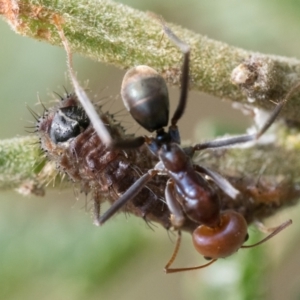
[1, 0, 300, 299]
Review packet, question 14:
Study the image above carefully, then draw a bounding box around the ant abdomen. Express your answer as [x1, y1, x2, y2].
[121, 65, 169, 132]
[192, 210, 248, 259]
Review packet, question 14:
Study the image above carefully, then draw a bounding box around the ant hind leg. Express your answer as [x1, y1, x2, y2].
[156, 16, 191, 127]
[194, 81, 300, 151]
[164, 230, 217, 274]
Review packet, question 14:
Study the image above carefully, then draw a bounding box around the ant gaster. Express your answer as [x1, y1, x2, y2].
[54, 16, 294, 273]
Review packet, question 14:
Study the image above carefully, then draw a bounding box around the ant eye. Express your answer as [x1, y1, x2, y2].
[244, 233, 249, 242]
[204, 256, 212, 261]
[49, 106, 90, 143]
[121, 65, 169, 132]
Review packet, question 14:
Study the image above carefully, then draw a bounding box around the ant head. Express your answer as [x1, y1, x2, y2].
[121, 65, 170, 132]
[159, 143, 189, 172]
[192, 210, 248, 259]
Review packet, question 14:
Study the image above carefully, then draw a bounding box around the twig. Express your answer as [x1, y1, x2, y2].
[1, 0, 300, 118]
[0, 0, 300, 224]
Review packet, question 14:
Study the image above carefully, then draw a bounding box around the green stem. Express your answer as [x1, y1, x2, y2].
[0, 0, 300, 223]
[1, 0, 300, 119]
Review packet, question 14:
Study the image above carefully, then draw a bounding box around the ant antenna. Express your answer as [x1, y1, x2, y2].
[241, 219, 292, 249]
[164, 231, 217, 274]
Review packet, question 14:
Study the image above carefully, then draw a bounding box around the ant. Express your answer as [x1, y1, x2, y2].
[54, 16, 297, 273]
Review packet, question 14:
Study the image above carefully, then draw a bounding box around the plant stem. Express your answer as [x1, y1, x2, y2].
[1, 0, 300, 118]
[0, 0, 300, 223]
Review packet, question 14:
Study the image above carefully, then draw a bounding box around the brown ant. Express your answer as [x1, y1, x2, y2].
[54, 16, 296, 273]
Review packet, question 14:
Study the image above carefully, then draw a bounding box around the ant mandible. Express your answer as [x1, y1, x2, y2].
[54, 16, 295, 273]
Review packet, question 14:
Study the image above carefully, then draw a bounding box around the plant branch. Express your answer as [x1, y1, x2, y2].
[1, 126, 300, 226]
[1, 0, 300, 224]
[1, 0, 300, 119]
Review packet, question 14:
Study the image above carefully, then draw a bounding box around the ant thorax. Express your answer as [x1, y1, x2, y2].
[36, 92, 175, 229]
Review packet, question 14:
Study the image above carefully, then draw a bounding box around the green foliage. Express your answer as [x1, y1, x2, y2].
[0, 192, 149, 300]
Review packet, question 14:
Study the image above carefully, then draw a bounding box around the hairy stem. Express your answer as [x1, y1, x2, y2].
[1, 126, 300, 226]
[1, 0, 300, 118]
[0, 0, 300, 224]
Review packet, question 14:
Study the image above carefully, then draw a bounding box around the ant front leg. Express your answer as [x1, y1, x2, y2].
[157, 17, 191, 127]
[165, 179, 185, 228]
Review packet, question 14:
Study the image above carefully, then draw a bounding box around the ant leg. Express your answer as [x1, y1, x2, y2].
[54, 18, 112, 146]
[165, 179, 185, 228]
[194, 81, 300, 151]
[54, 18, 145, 149]
[93, 192, 101, 226]
[98, 169, 159, 225]
[164, 231, 217, 274]
[254, 220, 285, 233]
[158, 18, 190, 126]
[164, 230, 182, 273]
[241, 219, 292, 249]
[194, 165, 240, 199]
[111, 136, 146, 149]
